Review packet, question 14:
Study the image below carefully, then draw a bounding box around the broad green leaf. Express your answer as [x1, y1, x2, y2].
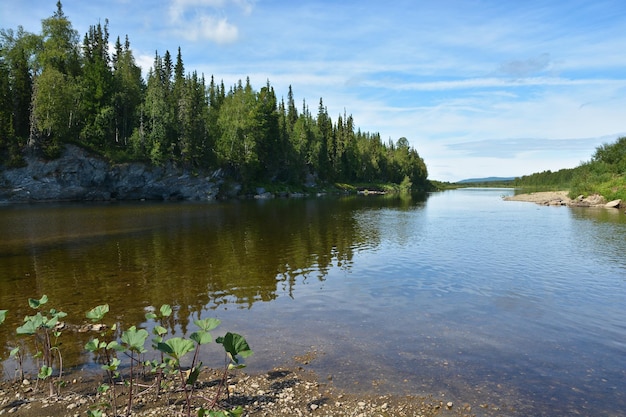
[31, 313, 45, 326]
[190, 330, 212, 345]
[157, 337, 195, 360]
[28, 294, 48, 309]
[186, 363, 202, 385]
[0, 310, 7, 325]
[160, 304, 172, 317]
[154, 325, 167, 336]
[50, 309, 67, 319]
[97, 384, 110, 394]
[229, 407, 244, 417]
[107, 340, 120, 350]
[216, 332, 252, 364]
[145, 312, 157, 320]
[9, 347, 19, 358]
[46, 315, 59, 329]
[195, 318, 220, 332]
[85, 338, 100, 352]
[102, 358, 120, 371]
[86, 304, 109, 322]
[38, 365, 52, 379]
[16, 315, 41, 335]
[121, 326, 148, 353]
[205, 406, 244, 417]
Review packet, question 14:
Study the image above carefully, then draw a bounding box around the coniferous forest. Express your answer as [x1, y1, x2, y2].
[0, 2, 429, 191]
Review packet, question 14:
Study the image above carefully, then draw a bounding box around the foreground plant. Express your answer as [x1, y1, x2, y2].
[144, 304, 173, 395]
[157, 317, 220, 417]
[2, 298, 253, 416]
[198, 331, 253, 417]
[84, 304, 122, 417]
[15, 295, 67, 397]
[120, 325, 149, 416]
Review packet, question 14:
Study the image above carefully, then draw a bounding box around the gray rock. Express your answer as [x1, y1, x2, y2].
[0, 145, 220, 202]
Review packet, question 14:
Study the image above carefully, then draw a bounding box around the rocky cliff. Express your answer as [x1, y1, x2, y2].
[0, 145, 222, 202]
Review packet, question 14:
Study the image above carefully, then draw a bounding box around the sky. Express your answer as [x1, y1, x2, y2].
[1, 0, 625, 182]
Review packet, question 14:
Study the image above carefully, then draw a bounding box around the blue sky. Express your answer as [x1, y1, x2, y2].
[2, 0, 626, 181]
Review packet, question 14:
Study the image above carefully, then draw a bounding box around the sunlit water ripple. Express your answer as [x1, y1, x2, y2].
[1, 189, 625, 416]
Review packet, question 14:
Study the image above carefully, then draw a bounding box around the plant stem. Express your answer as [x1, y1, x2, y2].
[208, 356, 230, 411]
[126, 352, 134, 417]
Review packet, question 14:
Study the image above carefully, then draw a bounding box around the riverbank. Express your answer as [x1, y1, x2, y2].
[503, 190, 623, 208]
[0, 144, 423, 203]
[0, 364, 482, 417]
[502, 191, 572, 205]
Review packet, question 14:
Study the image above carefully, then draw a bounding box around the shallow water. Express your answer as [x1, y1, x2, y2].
[1, 189, 625, 416]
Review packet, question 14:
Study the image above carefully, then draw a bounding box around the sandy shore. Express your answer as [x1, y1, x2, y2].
[503, 190, 572, 205]
[503, 190, 620, 209]
[0, 365, 483, 417]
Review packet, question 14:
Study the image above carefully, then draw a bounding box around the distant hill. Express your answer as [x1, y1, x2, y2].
[456, 177, 515, 184]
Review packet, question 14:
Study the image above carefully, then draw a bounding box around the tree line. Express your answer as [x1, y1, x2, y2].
[513, 136, 626, 201]
[0, 1, 428, 190]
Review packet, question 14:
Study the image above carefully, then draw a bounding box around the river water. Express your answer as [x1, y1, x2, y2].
[0, 188, 624, 416]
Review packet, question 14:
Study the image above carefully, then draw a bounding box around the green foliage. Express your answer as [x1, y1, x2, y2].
[28, 294, 49, 309]
[216, 332, 253, 366]
[84, 303, 121, 416]
[121, 326, 148, 353]
[86, 304, 109, 322]
[513, 136, 626, 201]
[157, 337, 195, 361]
[87, 409, 104, 417]
[15, 294, 67, 396]
[195, 317, 220, 332]
[513, 168, 576, 190]
[0, 3, 429, 193]
[2, 296, 252, 416]
[592, 137, 626, 173]
[190, 330, 213, 345]
[200, 406, 244, 417]
[399, 176, 412, 194]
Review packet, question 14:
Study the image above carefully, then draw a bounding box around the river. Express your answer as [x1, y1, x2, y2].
[0, 188, 624, 416]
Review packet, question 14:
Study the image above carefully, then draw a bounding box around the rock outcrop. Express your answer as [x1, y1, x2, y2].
[0, 145, 221, 202]
[604, 199, 622, 208]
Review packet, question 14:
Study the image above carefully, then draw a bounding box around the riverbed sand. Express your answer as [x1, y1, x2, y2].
[502, 191, 571, 205]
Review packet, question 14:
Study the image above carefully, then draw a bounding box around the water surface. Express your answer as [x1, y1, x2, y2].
[1, 189, 625, 416]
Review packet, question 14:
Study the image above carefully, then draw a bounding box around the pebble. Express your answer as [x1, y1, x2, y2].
[310, 404, 318, 410]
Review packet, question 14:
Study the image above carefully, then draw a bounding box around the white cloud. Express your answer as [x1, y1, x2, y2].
[5, 0, 624, 183]
[361, 76, 626, 92]
[179, 15, 239, 44]
[167, 0, 254, 44]
[169, 0, 254, 13]
[136, 53, 155, 77]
